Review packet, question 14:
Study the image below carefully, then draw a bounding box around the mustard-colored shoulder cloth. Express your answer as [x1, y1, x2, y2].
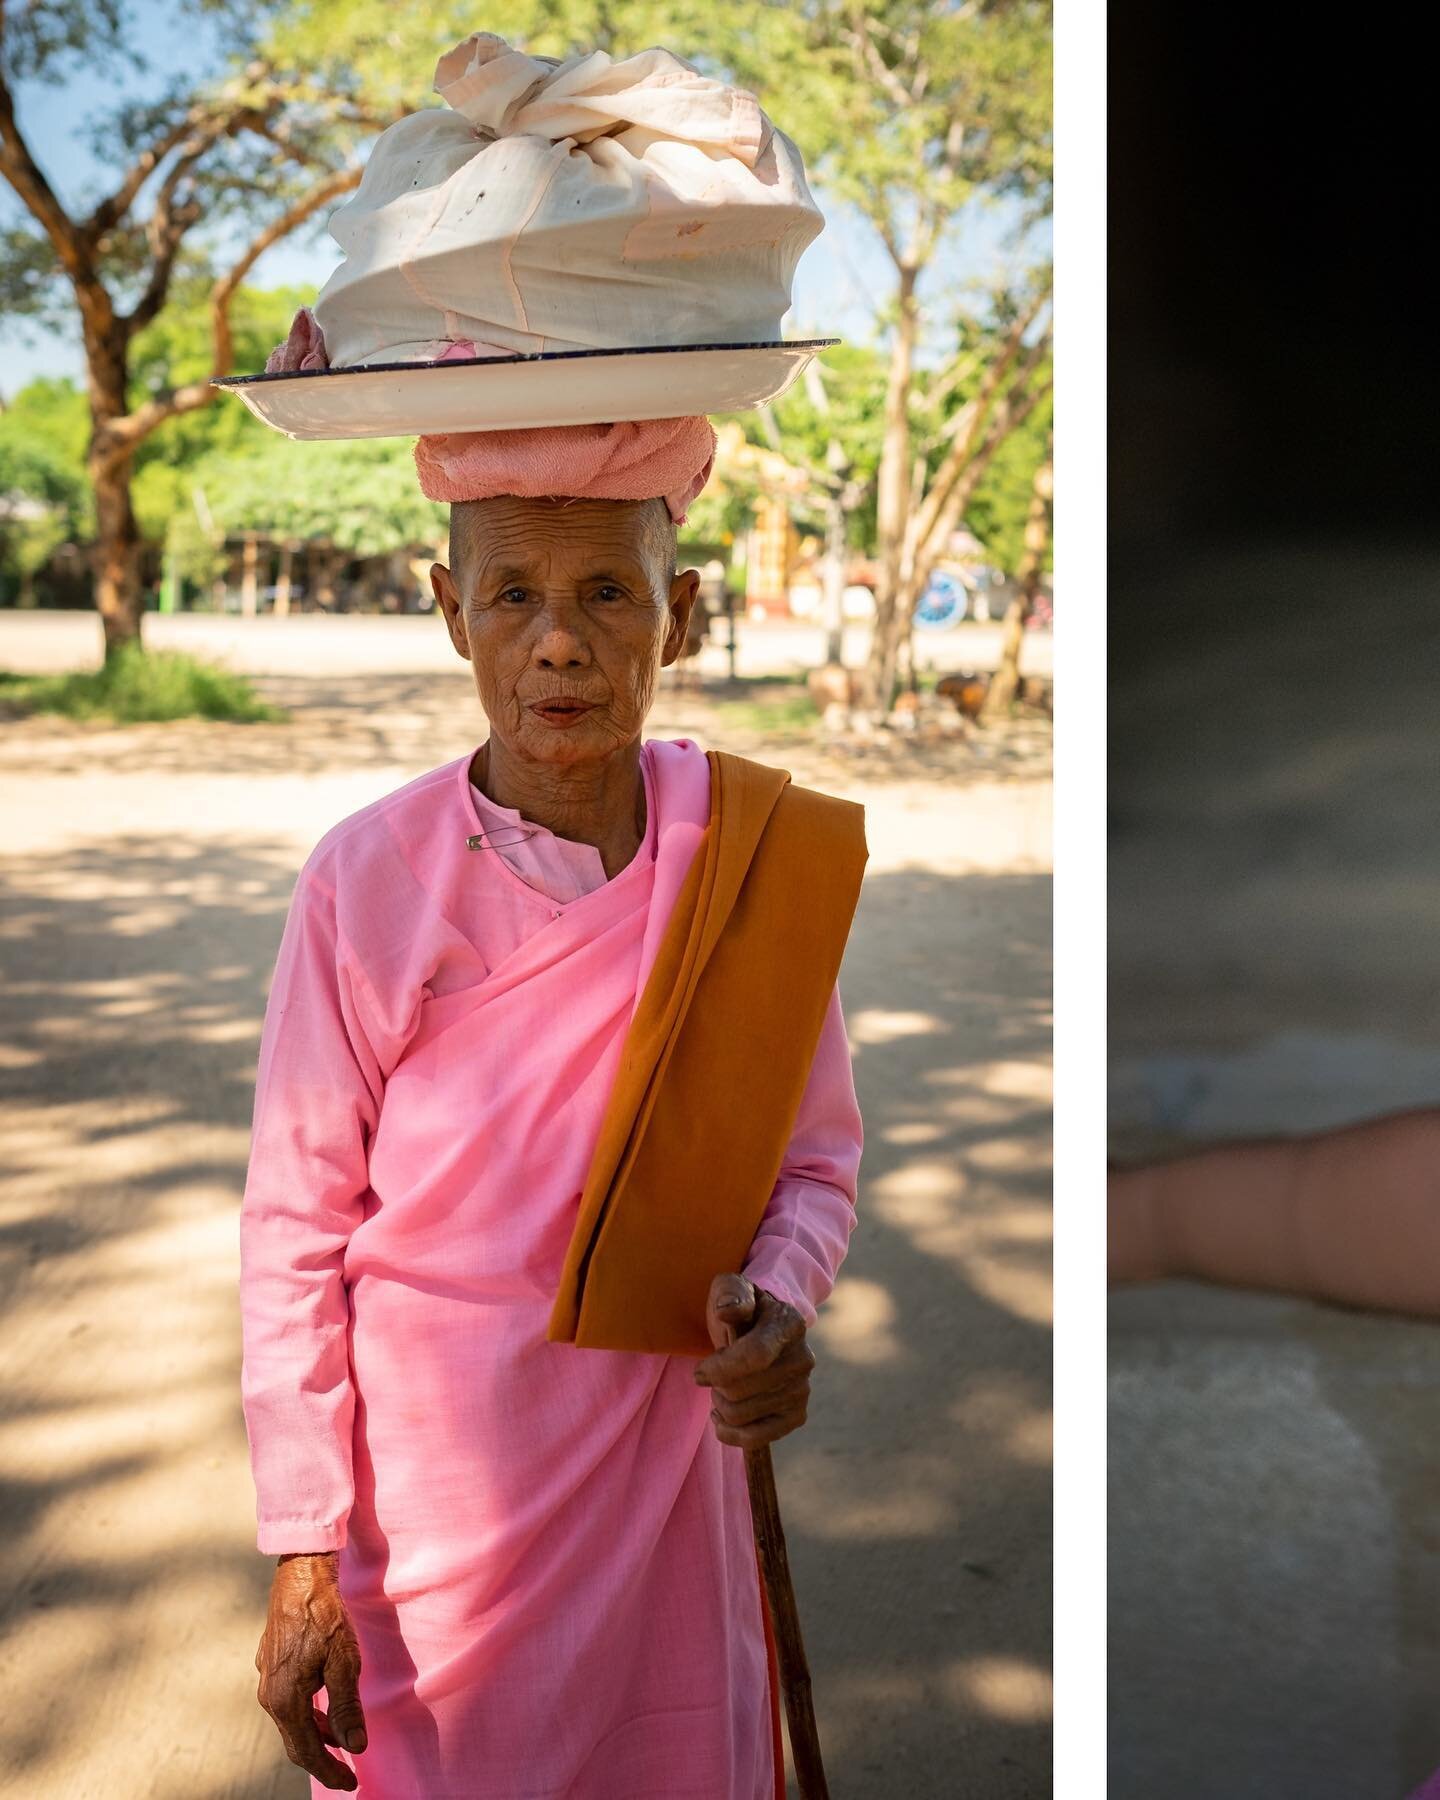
[547, 750, 868, 1358]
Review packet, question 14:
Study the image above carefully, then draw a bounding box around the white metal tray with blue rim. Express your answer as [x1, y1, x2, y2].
[210, 340, 840, 440]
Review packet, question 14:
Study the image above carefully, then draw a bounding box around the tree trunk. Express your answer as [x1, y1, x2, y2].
[821, 480, 848, 666]
[983, 447, 1053, 720]
[274, 541, 293, 617]
[240, 533, 259, 616]
[861, 267, 920, 714]
[84, 316, 147, 664]
[90, 449, 144, 663]
[315, 541, 339, 611]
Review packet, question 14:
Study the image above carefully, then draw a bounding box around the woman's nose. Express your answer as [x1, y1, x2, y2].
[531, 603, 592, 668]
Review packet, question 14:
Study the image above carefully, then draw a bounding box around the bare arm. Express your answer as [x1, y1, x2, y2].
[1109, 1107, 1440, 1318]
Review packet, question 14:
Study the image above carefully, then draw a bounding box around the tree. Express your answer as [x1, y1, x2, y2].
[808, 0, 1052, 709]
[0, 0, 379, 659]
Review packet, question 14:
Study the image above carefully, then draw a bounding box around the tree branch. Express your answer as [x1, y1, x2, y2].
[0, 51, 110, 330]
[90, 82, 337, 264]
[99, 163, 362, 455]
[911, 373, 1053, 591]
[945, 376, 1051, 539]
[843, 6, 916, 113]
[119, 112, 258, 335]
[909, 288, 1052, 545]
[85, 107, 208, 245]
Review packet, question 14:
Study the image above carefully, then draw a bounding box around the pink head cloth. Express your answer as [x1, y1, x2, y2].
[261, 314, 716, 524]
[414, 414, 716, 526]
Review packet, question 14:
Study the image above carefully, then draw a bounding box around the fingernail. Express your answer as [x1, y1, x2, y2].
[345, 1729, 366, 1751]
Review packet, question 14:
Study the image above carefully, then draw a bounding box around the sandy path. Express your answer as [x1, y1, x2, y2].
[0, 661, 1050, 1798]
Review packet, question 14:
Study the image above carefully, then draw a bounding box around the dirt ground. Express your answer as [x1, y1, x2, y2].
[0, 643, 1051, 1798]
[1110, 539, 1440, 1799]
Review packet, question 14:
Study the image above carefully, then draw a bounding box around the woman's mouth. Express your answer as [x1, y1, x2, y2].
[530, 699, 598, 729]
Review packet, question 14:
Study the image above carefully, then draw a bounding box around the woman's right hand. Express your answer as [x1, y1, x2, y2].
[255, 1550, 368, 1791]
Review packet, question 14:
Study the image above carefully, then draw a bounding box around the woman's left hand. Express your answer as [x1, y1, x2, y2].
[693, 1273, 815, 1448]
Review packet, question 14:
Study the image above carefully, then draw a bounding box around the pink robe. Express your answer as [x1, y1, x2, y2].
[239, 736, 863, 1799]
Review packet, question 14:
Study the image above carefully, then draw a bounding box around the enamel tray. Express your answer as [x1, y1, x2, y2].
[211, 340, 840, 439]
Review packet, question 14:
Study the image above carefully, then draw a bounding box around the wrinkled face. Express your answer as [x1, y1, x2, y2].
[431, 495, 699, 769]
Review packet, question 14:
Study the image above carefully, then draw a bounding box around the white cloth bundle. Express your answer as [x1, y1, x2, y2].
[311, 33, 825, 369]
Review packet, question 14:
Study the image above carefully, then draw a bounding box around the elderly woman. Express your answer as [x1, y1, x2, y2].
[241, 470, 866, 1798]
[232, 36, 864, 1796]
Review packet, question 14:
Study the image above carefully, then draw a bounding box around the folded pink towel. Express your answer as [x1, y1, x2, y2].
[264, 306, 329, 373]
[414, 415, 717, 525]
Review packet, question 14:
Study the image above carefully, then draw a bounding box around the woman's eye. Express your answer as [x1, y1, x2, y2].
[500, 587, 528, 604]
[593, 586, 622, 602]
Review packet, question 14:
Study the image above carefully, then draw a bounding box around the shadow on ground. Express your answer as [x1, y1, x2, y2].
[0, 665, 1053, 796]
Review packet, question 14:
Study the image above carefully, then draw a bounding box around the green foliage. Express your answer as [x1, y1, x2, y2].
[130, 277, 322, 538]
[0, 383, 93, 586]
[0, 642, 287, 722]
[201, 437, 447, 554]
[0, 433, 79, 511]
[965, 383, 1053, 574]
[0, 378, 91, 510]
[264, 1, 808, 116]
[677, 484, 755, 551]
[163, 508, 227, 589]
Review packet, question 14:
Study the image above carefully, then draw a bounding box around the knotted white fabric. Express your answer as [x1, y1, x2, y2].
[310, 33, 825, 371]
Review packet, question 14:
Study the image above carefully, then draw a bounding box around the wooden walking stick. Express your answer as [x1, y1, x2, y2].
[712, 1297, 831, 1800]
[744, 1443, 831, 1800]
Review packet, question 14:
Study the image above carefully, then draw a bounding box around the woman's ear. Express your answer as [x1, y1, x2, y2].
[662, 569, 700, 666]
[431, 563, 472, 663]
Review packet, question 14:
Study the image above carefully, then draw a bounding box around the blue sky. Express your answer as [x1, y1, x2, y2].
[0, 4, 1048, 390]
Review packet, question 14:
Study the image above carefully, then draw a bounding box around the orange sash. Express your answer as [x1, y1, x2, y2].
[546, 750, 867, 1357]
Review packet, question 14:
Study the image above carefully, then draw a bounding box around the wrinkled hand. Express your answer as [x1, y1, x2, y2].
[693, 1272, 814, 1448]
[255, 1551, 367, 1792]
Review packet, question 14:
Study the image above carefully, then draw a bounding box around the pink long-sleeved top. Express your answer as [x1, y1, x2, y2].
[238, 735, 862, 1799]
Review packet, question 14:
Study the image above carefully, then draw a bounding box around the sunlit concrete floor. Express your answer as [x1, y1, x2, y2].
[1110, 537, 1440, 1800]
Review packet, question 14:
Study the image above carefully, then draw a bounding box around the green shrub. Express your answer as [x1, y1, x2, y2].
[0, 643, 286, 723]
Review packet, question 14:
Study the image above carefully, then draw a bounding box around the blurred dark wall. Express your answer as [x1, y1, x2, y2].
[1111, 9, 1438, 652]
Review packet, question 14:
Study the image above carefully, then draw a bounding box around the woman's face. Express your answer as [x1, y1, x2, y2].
[432, 496, 699, 770]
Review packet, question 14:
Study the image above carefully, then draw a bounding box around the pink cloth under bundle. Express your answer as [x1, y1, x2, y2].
[414, 415, 716, 524]
[261, 310, 716, 524]
[263, 306, 328, 373]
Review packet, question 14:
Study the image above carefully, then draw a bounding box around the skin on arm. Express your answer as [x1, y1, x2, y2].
[1109, 1106, 1440, 1318]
